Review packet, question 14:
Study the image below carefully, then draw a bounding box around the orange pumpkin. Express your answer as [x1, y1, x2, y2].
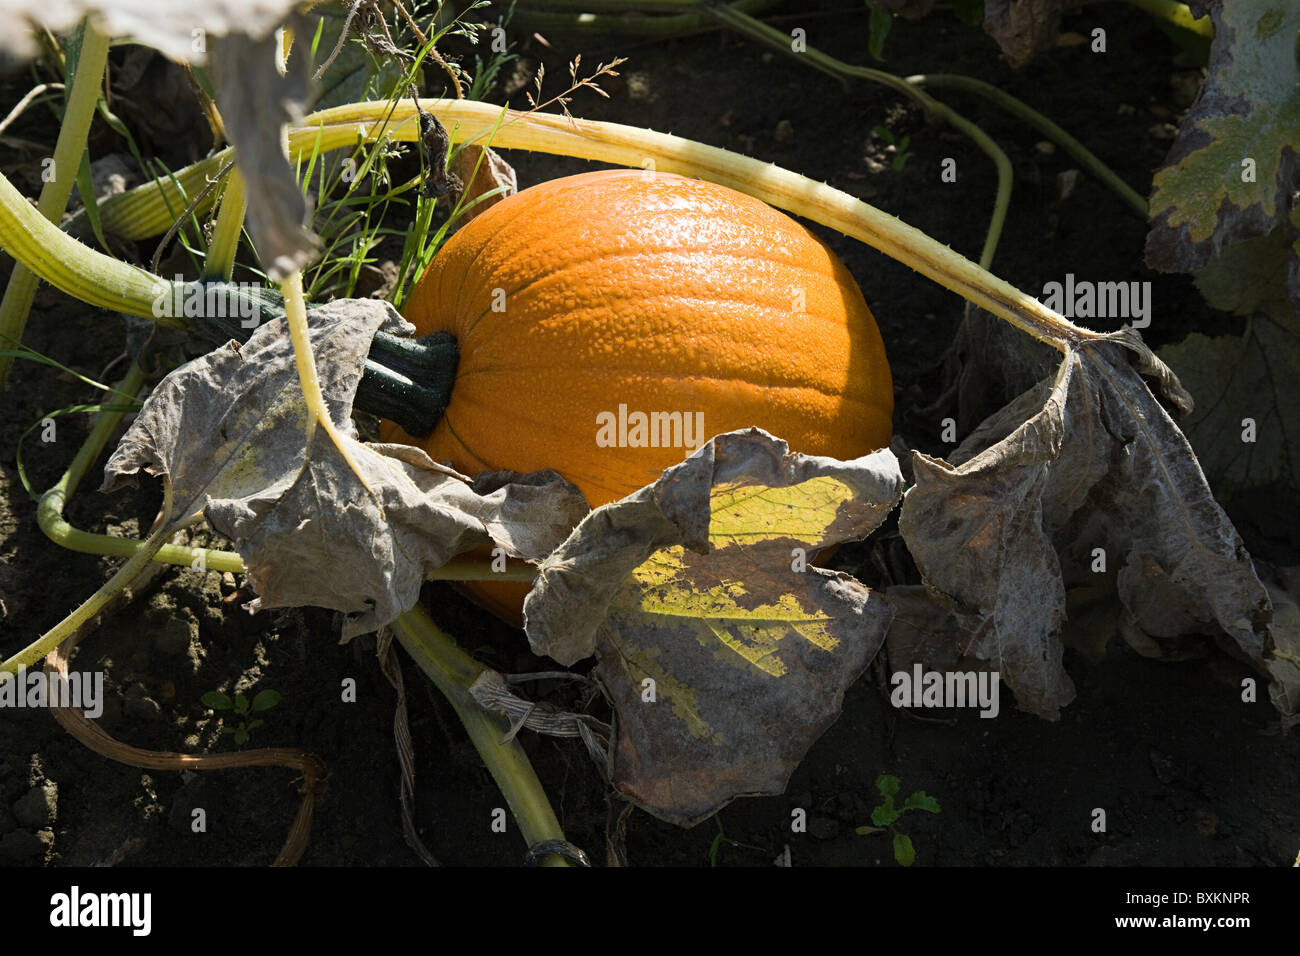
[380, 169, 892, 626]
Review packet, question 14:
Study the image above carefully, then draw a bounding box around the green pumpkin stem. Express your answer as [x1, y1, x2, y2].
[355, 330, 458, 436]
[184, 281, 457, 436]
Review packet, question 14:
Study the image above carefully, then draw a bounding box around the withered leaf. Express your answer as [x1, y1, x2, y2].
[208, 22, 320, 279]
[882, 584, 992, 675]
[102, 298, 588, 639]
[418, 109, 457, 199]
[448, 146, 517, 224]
[982, 0, 1069, 69]
[525, 429, 903, 825]
[1262, 581, 1300, 725]
[896, 332, 1273, 719]
[0, 0, 298, 68]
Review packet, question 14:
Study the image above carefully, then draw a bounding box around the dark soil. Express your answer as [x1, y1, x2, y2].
[2, 2, 1297, 868]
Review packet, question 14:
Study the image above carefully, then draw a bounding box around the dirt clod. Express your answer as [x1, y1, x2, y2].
[12, 781, 57, 828]
[0, 828, 52, 863]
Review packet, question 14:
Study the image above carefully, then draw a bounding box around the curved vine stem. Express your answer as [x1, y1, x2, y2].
[0, 19, 110, 389]
[2, 473, 176, 680]
[391, 604, 572, 865]
[204, 166, 246, 282]
[280, 269, 375, 492]
[313, 99, 1100, 350]
[33, 363, 246, 573]
[45, 625, 327, 866]
[905, 73, 1148, 218]
[30, 361, 534, 582]
[509, 0, 780, 38]
[0, 169, 182, 320]
[83, 148, 233, 241]
[0, 100, 1104, 352]
[704, 1, 1011, 271]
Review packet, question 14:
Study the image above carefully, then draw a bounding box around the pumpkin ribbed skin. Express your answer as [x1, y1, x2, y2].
[380, 169, 892, 624]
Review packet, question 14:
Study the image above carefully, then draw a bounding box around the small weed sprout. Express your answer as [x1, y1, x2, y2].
[202, 688, 281, 746]
[856, 774, 941, 866]
[707, 814, 766, 866]
[871, 124, 912, 171]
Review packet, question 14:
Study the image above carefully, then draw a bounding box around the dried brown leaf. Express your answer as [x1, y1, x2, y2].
[448, 146, 517, 224]
[208, 23, 320, 279]
[1262, 582, 1300, 724]
[524, 429, 903, 825]
[103, 298, 588, 639]
[983, 0, 1071, 69]
[0, 0, 297, 67]
[896, 333, 1272, 718]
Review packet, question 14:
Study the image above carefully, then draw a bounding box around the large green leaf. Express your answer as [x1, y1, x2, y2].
[1146, 0, 1300, 273]
[310, 5, 410, 111]
[1159, 222, 1300, 496]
